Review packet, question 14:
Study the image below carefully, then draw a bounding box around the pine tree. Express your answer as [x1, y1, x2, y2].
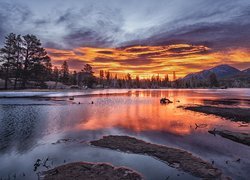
[0, 33, 16, 89]
[81, 64, 95, 88]
[61, 61, 69, 84]
[136, 75, 140, 88]
[53, 66, 59, 82]
[21, 34, 51, 88]
[209, 73, 219, 87]
[105, 71, 110, 86]
[83, 64, 94, 74]
[99, 70, 104, 86]
[13, 35, 23, 89]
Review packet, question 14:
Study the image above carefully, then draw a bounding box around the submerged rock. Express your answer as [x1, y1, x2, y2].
[91, 135, 229, 179]
[42, 162, 143, 180]
[208, 129, 250, 146]
[160, 98, 173, 104]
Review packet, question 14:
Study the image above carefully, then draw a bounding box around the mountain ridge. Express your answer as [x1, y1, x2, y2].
[182, 64, 244, 81]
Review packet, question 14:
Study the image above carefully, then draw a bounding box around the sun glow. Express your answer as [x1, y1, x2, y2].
[47, 44, 250, 79]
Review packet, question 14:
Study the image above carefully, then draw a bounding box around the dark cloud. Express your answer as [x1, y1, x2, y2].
[44, 41, 65, 49]
[122, 2, 250, 51]
[97, 51, 114, 55]
[56, 11, 72, 24]
[0, 0, 249, 52]
[0, 2, 32, 45]
[63, 29, 114, 48]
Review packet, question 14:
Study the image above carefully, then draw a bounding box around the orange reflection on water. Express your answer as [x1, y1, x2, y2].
[75, 90, 242, 135]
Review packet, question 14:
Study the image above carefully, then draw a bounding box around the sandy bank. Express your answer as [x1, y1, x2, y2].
[209, 129, 250, 146]
[184, 105, 250, 122]
[43, 162, 142, 180]
[91, 135, 229, 179]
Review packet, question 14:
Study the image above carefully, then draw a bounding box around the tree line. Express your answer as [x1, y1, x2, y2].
[0, 33, 222, 90]
[0, 33, 173, 90]
[0, 33, 51, 89]
[0, 33, 96, 89]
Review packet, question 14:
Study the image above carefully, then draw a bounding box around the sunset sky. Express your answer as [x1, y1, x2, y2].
[0, 0, 250, 78]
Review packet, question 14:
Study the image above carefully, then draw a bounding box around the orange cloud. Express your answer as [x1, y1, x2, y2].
[46, 44, 250, 79]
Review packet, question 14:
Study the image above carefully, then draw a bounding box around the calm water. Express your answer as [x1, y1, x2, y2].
[0, 89, 249, 180]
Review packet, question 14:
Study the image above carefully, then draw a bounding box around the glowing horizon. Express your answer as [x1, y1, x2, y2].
[47, 44, 250, 79]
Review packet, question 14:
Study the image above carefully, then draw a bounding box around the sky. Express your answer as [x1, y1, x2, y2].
[0, 0, 250, 78]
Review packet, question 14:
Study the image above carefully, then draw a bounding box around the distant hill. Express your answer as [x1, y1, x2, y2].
[242, 68, 250, 75]
[180, 64, 250, 88]
[183, 64, 240, 81]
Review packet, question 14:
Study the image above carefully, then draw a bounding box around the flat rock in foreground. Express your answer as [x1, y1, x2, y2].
[209, 129, 250, 146]
[43, 162, 142, 180]
[184, 105, 250, 122]
[91, 135, 228, 179]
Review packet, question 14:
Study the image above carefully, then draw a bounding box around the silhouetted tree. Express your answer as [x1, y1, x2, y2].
[13, 35, 23, 89]
[71, 71, 77, 85]
[209, 73, 219, 87]
[0, 33, 16, 89]
[81, 64, 96, 88]
[99, 70, 104, 86]
[126, 73, 132, 88]
[105, 71, 110, 86]
[83, 64, 94, 74]
[163, 74, 169, 87]
[52, 66, 59, 82]
[136, 75, 140, 88]
[60, 61, 69, 84]
[21, 34, 51, 88]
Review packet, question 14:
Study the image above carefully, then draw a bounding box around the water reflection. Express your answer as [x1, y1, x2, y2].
[0, 89, 249, 180]
[76, 90, 249, 135]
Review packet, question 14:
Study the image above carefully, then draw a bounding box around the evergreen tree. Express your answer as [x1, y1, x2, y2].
[0, 33, 17, 89]
[136, 75, 140, 88]
[21, 34, 51, 88]
[105, 71, 110, 86]
[99, 70, 104, 86]
[81, 64, 96, 88]
[13, 35, 23, 89]
[209, 73, 219, 87]
[61, 61, 69, 84]
[83, 64, 94, 74]
[71, 71, 77, 85]
[52, 66, 59, 82]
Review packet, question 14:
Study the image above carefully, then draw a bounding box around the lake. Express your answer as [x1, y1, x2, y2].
[0, 89, 249, 180]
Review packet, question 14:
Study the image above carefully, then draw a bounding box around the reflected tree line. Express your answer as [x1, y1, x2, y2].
[0, 33, 220, 90]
